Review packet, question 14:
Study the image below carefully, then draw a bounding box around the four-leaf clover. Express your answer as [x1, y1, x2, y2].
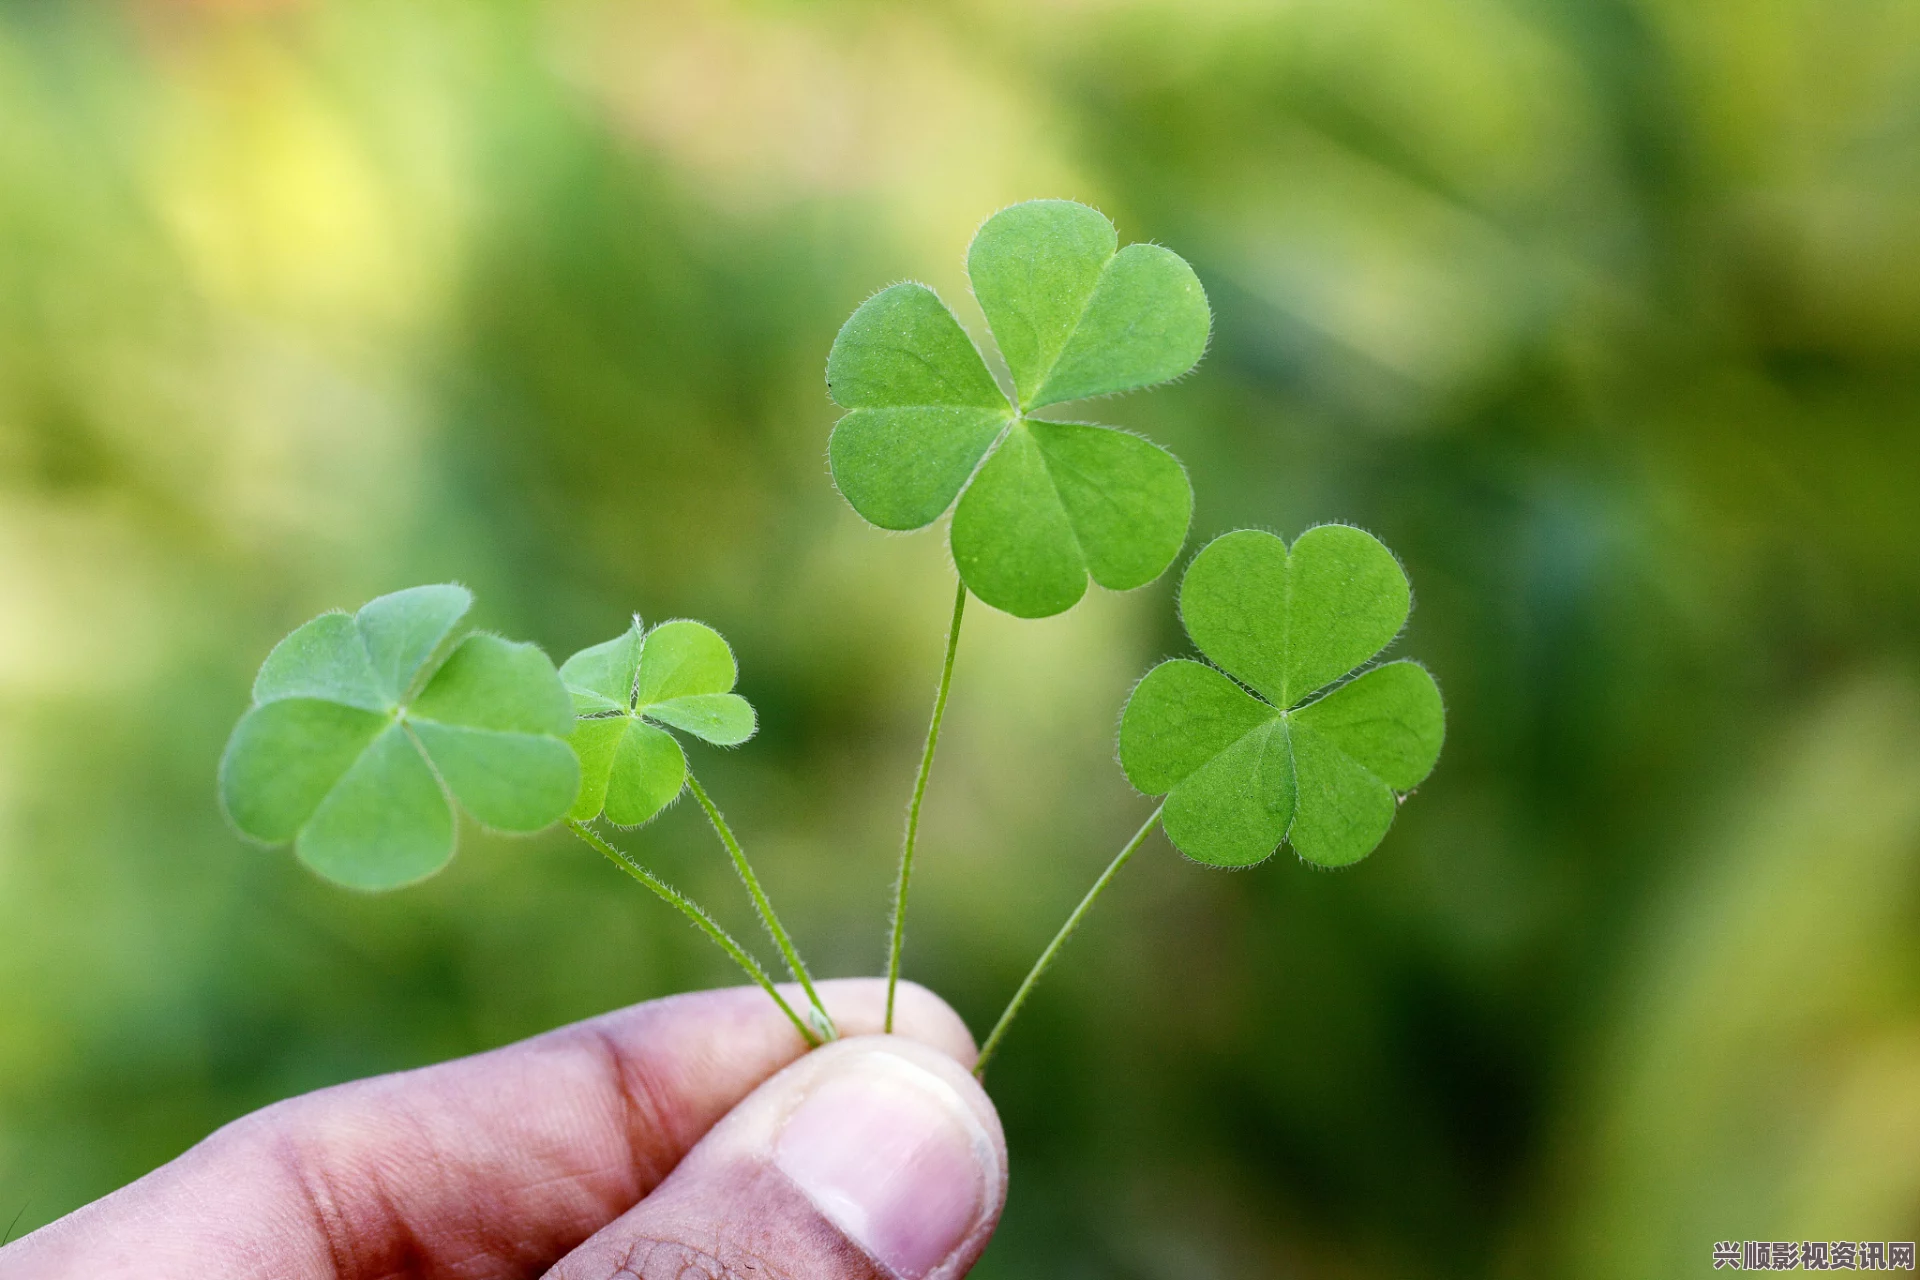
[561, 618, 757, 826]
[828, 199, 1210, 618]
[1119, 527, 1445, 868]
[219, 585, 581, 890]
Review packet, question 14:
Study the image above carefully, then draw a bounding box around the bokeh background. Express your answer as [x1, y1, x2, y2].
[4, 0, 1920, 1274]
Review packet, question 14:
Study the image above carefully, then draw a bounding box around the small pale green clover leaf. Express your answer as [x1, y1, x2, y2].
[1119, 527, 1444, 869]
[220, 585, 581, 891]
[826, 199, 1207, 619]
[560, 617, 757, 828]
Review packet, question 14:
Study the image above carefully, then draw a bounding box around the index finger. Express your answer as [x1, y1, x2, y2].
[0, 979, 975, 1280]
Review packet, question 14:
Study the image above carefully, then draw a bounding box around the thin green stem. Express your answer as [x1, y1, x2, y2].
[886, 577, 968, 1033]
[684, 773, 836, 1041]
[565, 820, 819, 1048]
[974, 805, 1164, 1080]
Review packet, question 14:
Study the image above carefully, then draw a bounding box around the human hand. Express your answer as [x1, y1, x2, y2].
[0, 979, 1004, 1279]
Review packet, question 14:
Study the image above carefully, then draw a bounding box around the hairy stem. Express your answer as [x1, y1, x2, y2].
[886, 577, 968, 1034]
[974, 805, 1164, 1080]
[566, 820, 819, 1047]
[685, 773, 836, 1041]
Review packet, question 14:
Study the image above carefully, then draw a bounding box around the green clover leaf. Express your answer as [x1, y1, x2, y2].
[560, 618, 757, 828]
[1119, 527, 1445, 869]
[827, 199, 1209, 618]
[219, 585, 581, 890]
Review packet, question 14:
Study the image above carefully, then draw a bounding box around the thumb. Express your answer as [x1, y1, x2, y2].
[547, 1035, 1006, 1280]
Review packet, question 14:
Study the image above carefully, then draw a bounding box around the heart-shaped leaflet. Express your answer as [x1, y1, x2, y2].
[1119, 527, 1445, 868]
[827, 199, 1210, 618]
[220, 585, 581, 890]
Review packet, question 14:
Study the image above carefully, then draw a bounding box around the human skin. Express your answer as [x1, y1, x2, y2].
[0, 978, 1005, 1280]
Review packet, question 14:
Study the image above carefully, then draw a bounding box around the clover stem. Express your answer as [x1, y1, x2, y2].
[973, 804, 1164, 1080]
[565, 820, 819, 1048]
[684, 773, 837, 1041]
[885, 576, 969, 1034]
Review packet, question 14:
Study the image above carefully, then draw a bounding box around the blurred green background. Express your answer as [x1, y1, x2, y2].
[3, 0, 1919, 1275]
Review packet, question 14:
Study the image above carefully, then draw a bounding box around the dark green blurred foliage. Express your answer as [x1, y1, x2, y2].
[2, 1, 1918, 1276]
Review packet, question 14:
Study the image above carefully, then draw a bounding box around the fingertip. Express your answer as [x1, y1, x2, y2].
[774, 1038, 1005, 1280]
[549, 1035, 1006, 1280]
